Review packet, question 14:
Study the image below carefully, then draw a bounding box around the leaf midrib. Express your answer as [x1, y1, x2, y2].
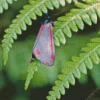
[6, 0, 46, 35]
[65, 43, 100, 79]
[55, 3, 100, 35]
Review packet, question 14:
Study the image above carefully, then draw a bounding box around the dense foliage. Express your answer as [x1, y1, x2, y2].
[0, 0, 100, 100]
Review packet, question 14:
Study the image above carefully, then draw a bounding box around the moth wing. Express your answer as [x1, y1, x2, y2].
[33, 23, 55, 66]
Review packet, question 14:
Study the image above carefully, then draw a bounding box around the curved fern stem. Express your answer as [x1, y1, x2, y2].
[2, 0, 83, 65]
[54, 1, 100, 46]
[47, 37, 100, 100]
[0, 0, 18, 13]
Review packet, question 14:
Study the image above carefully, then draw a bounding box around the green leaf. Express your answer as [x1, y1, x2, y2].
[57, 30, 66, 44]
[55, 80, 63, 86]
[0, 0, 17, 13]
[25, 62, 38, 90]
[79, 63, 87, 74]
[67, 74, 75, 85]
[47, 37, 100, 100]
[49, 91, 56, 100]
[91, 38, 100, 42]
[3, 0, 82, 64]
[44, 0, 53, 10]
[54, 2, 100, 45]
[81, 12, 92, 25]
[39, 4, 48, 13]
[59, 85, 65, 95]
[66, 0, 71, 3]
[68, 20, 78, 32]
[74, 15, 84, 30]
[84, 57, 93, 69]
[52, 86, 61, 99]
[54, 35, 60, 46]
[58, 0, 66, 6]
[62, 25, 72, 37]
[73, 68, 81, 79]
[34, 8, 42, 16]
[94, 6, 100, 19]
[50, 0, 59, 8]
[63, 80, 69, 88]
[86, 8, 97, 24]
[90, 51, 100, 64]
[3, 50, 8, 65]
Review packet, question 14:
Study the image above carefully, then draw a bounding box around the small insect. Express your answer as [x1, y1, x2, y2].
[30, 16, 55, 66]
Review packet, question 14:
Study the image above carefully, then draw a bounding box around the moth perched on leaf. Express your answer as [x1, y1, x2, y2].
[30, 16, 55, 66]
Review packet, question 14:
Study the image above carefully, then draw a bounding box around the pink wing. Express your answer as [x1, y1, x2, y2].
[32, 23, 55, 66]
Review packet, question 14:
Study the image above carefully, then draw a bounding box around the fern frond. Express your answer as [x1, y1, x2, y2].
[54, 1, 100, 46]
[2, 0, 83, 65]
[0, 0, 17, 13]
[47, 37, 100, 100]
[25, 61, 39, 90]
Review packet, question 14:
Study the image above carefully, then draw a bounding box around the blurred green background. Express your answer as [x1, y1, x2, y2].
[0, 0, 100, 100]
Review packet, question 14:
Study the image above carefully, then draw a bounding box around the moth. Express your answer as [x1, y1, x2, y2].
[30, 17, 55, 66]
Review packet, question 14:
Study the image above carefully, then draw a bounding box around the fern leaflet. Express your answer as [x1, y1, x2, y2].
[47, 37, 100, 100]
[54, 1, 100, 46]
[2, 0, 84, 65]
[0, 0, 18, 13]
[25, 60, 39, 90]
